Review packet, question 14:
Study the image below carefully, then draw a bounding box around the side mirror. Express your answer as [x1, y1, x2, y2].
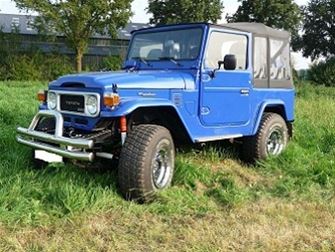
[223, 54, 237, 70]
[209, 54, 237, 78]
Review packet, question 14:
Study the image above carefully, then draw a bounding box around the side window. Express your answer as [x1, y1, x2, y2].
[254, 37, 268, 80]
[205, 31, 247, 70]
[270, 39, 291, 80]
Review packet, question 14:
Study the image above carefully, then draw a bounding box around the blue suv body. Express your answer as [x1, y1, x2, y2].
[17, 23, 295, 202]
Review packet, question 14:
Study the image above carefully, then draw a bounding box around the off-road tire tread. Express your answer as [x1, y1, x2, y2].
[242, 113, 287, 162]
[118, 124, 173, 203]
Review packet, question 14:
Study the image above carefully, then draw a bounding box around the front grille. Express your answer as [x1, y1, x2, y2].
[50, 90, 100, 117]
[60, 94, 85, 113]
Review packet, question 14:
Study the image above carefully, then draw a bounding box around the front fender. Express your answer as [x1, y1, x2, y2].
[252, 99, 288, 135]
[100, 97, 194, 141]
[100, 98, 179, 117]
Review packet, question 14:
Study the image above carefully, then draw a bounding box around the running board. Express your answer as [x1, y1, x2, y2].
[194, 134, 243, 143]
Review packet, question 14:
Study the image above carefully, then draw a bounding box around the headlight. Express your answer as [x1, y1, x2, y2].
[47, 92, 57, 110]
[86, 95, 98, 115]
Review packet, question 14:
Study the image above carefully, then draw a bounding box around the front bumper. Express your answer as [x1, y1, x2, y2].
[16, 110, 95, 161]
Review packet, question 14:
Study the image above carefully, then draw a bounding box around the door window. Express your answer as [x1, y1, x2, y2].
[205, 31, 248, 70]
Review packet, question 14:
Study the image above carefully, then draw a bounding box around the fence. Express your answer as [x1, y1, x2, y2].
[0, 31, 130, 80]
[0, 33, 129, 70]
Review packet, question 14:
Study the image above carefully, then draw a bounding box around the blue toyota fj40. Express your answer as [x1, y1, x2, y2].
[17, 23, 295, 202]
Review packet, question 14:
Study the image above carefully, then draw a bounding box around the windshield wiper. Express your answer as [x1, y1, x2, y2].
[131, 57, 151, 66]
[159, 57, 182, 67]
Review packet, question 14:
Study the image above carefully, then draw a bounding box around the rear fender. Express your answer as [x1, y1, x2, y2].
[252, 100, 288, 135]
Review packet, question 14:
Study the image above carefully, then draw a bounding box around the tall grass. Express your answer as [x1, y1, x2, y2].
[257, 83, 335, 199]
[0, 81, 334, 230]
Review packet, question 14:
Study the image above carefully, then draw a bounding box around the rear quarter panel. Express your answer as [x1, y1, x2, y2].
[251, 88, 295, 135]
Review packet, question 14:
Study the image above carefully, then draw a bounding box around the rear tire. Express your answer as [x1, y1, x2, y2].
[242, 113, 289, 162]
[118, 124, 175, 202]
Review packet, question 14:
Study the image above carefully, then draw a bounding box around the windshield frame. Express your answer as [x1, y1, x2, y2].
[125, 25, 206, 64]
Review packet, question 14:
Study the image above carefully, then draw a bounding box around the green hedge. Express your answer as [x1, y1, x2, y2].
[0, 29, 75, 81]
[0, 52, 74, 81]
[101, 56, 123, 71]
[0, 30, 124, 81]
[308, 57, 335, 87]
[0, 53, 125, 81]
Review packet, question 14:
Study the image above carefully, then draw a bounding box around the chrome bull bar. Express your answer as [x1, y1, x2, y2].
[16, 110, 95, 161]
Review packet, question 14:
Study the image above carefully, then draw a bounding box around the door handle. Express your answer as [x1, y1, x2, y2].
[240, 89, 250, 95]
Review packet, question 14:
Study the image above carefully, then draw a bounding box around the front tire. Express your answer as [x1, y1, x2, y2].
[242, 113, 289, 162]
[118, 124, 175, 202]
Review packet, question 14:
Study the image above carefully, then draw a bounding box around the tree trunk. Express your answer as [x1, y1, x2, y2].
[75, 48, 83, 73]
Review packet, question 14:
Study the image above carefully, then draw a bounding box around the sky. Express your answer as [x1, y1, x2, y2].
[0, 0, 310, 69]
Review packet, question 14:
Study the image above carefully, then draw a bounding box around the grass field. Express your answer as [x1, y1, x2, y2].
[0, 81, 334, 251]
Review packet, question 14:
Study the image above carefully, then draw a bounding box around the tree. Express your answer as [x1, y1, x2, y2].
[227, 0, 302, 40]
[147, 0, 224, 25]
[300, 0, 335, 60]
[14, 0, 133, 72]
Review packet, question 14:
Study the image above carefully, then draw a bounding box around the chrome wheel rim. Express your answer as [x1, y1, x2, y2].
[266, 127, 285, 155]
[152, 140, 172, 189]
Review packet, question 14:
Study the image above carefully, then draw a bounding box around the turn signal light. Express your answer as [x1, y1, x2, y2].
[104, 93, 120, 107]
[37, 90, 47, 102]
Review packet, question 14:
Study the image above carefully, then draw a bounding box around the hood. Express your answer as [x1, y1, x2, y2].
[50, 70, 196, 90]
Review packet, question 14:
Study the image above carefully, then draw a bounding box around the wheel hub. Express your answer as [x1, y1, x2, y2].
[152, 142, 172, 189]
[266, 127, 284, 155]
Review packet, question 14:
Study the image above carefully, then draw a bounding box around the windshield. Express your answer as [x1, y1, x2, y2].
[127, 28, 203, 61]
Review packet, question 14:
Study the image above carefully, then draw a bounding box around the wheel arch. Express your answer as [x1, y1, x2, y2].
[253, 100, 291, 136]
[127, 106, 193, 145]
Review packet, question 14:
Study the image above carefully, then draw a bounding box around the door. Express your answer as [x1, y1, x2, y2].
[200, 30, 252, 126]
